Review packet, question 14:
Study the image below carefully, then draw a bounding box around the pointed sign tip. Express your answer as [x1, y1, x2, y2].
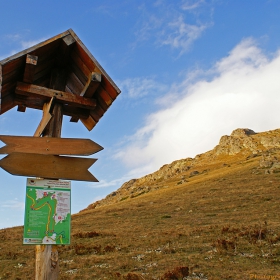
[0, 153, 99, 182]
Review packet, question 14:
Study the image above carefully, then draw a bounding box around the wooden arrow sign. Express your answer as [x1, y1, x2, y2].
[0, 135, 103, 156]
[0, 153, 98, 182]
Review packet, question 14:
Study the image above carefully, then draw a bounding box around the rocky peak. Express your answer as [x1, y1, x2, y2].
[213, 128, 259, 156]
[230, 128, 256, 137]
[214, 128, 280, 156]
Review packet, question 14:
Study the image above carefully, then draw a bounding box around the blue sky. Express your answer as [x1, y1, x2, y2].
[1, 0, 280, 228]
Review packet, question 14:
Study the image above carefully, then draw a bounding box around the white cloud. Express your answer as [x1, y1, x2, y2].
[160, 15, 209, 54]
[115, 38, 280, 178]
[118, 77, 167, 99]
[215, 38, 268, 72]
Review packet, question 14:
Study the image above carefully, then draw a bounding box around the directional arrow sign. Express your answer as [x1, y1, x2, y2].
[0, 135, 103, 156]
[0, 153, 98, 182]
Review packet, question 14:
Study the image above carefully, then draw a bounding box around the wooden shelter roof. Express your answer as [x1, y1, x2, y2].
[0, 29, 121, 131]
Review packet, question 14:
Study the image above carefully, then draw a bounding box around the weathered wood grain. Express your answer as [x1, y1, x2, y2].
[35, 245, 58, 280]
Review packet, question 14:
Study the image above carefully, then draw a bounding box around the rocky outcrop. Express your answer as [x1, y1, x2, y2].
[83, 128, 280, 211]
[213, 128, 259, 155]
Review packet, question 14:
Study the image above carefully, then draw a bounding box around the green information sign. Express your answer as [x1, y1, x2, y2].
[23, 178, 71, 245]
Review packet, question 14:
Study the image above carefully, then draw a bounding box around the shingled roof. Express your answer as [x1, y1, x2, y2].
[0, 29, 121, 131]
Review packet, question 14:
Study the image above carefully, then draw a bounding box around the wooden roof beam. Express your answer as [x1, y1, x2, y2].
[80, 104, 105, 131]
[63, 34, 76, 46]
[17, 105, 26, 112]
[14, 95, 91, 119]
[80, 115, 97, 130]
[70, 72, 101, 123]
[15, 82, 97, 110]
[23, 54, 38, 83]
[17, 54, 39, 112]
[57, 34, 76, 68]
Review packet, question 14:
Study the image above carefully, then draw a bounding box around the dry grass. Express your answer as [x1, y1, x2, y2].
[0, 152, 280, 279]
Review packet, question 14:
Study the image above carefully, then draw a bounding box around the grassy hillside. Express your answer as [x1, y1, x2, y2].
[0, 129, 280, 279]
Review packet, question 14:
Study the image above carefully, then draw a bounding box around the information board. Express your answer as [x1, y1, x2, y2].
[23, 178, 71, 245]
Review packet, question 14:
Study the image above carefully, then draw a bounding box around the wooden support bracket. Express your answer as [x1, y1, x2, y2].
[33, 97, 55, 137]
[81, 72, 101, 97]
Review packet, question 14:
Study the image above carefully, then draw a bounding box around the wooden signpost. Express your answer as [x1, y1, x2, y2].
[0, 153, 98, 181]
[0, 29, 121, 279]
[0, 135, 103, 155]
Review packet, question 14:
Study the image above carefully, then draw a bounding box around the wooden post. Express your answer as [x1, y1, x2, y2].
[34, 103, 61, 280]
[35, 69, 66, 280]
[35, 245, 59, 280]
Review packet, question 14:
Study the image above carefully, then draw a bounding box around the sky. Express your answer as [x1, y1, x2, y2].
[1, 0, 280, 229]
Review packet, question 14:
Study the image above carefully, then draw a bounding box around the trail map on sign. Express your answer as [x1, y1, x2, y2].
[23, 178, 71, 245]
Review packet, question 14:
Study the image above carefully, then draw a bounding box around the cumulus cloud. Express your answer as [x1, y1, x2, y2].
[115, 38, 280, 177]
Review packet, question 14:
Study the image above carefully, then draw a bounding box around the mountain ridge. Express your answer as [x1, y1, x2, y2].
[85, 127, 280, 211]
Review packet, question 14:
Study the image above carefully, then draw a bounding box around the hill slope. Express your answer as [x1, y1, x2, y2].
[85, 128, 280, 210]
[0, 128, 280, 279]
